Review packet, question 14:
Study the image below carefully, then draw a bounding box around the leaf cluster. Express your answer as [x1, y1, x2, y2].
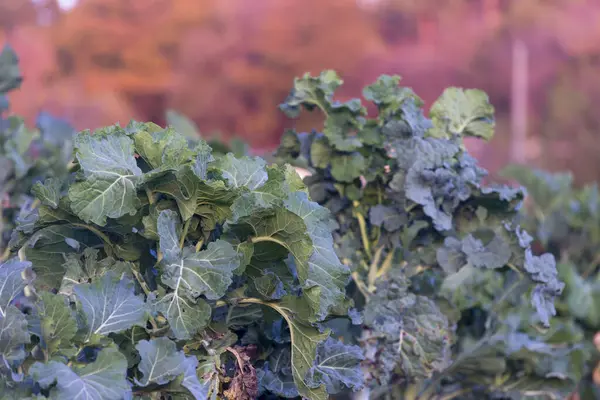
[1, 116, 364, 399]
[275, 71, 569, 398]
[0, 45, 75, 259]
[501, 164, 600, 398]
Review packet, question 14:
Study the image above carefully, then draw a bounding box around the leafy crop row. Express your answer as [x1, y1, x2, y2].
[0, 45, 576, 400]
[501, 165, 600, 399]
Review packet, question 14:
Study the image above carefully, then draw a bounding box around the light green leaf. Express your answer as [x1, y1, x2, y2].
[148, 166, 236, 221]
[73, 272, 147, 341]
[135, 337, 185, 386]
[284, 192, 349, 320]
[132, 124, 196, 170]
[157, 210, 182, 263]
[154, 295, 211, 342]
[0, 258, 32, 314]
[59, 249, 131, 298]
[180, 356, 213, 400]
[310, 137, 331, 169]
[30, 346, 130, 400]
[166, 109, 201, 140]
[229, 165, 288, 223]
[212, 153, 268, 190]
[306, 337, 364, 394]
[260, 297, 330, 400]
[31, 178, 62, 209]
[329, 152, 365, 183]
[0, 306, 30, 361]
[156, 210, 237, 339]
[428, 87, 495, 140]
[36, 292, 77, 356]
[21, 225, 102, 290]
[69, 133, 142, 225]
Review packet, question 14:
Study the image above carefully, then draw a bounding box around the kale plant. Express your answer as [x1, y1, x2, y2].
[276, 71, 571, 398]
[0, 45, 75, 260]
[1, 119, 364, 399]
[501, 165, 600, 399]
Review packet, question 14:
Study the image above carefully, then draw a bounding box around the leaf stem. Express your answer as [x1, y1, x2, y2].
[352, 271, 370, 300]
[145, 188, 155, 205]
[179, 219, 191, 249]
[376, 250, 397, 279]
[226, 346, 245, 371]
[131, 266, 151, 296]
[195, 239, 204, 252]
[367, 246, 384, 290]
[353, 201, 372, 260]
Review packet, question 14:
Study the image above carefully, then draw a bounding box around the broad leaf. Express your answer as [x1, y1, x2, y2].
[306, 337, 364, 394]
[30, 346, 129, 399]
[428, 87, 495, 140]
[212, 153, 268, 190]
[68, 133, 142, 225]
[35, 292, 77, 356]
[73, 272, 147, 341]
[135, 337, 185, 386]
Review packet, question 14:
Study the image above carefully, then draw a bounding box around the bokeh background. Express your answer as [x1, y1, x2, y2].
[2, 0, 600, 182]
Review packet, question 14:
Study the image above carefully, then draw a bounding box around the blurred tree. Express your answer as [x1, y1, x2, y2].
[169, 0, 386, 148]
[48, 0, 216, 122]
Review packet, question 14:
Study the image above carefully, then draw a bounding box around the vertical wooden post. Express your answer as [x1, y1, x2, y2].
[510, 39, 528, 163]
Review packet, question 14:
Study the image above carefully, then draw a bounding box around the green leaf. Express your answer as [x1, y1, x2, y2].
[36, 292, 77, 356]
[329, 152, 365, 183]
[19, 225, 102, 290]
[165, 109, 201, 140]
[284, 192, 350, 320]
[258, 297, 330, 400]
[0, 258, 32, 313]
[258, 347, 298, 398]
[428, 87, 495, 140]
[73, 272, 147, 341]
[306, 337, 364, 394]
[310, 136, 332, 169]
[135, 337, 185, 386]
[159, 212, 240, 300]
[132, 124, 196, 170]
[180, 356, 213, 400]
[212, 153, 268, 190]
[363, 270, 451, 384]
[0, 306, 30, 362]
[229, 165, 289, 223]
[30, 346, 130, 399]
[31, 178, 62, 209]
[155, 210, 236, 339]
[68, 132, 142, 225]
[148, 165, 236, 222]
[59, 249, 131, 297]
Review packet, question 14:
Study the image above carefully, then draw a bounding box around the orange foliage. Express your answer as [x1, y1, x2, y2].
[169, 0, 386, 148]
[49, 0, 215, 94]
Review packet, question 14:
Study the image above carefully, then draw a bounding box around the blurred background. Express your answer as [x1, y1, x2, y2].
[2, 0, 600, 182]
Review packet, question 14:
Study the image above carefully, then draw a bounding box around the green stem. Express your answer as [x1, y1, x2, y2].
[351, 272, 370, 300]
[353, 201, 372, 260]
[250, 236, 287, 248]
[195, 239, 204, 252]
[368, 246, 384, 290]
[376, 249, 397, 279]
[131, 267, 151, 296]
[179, 219, 192, 249]
[145, 188, 156, 205]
